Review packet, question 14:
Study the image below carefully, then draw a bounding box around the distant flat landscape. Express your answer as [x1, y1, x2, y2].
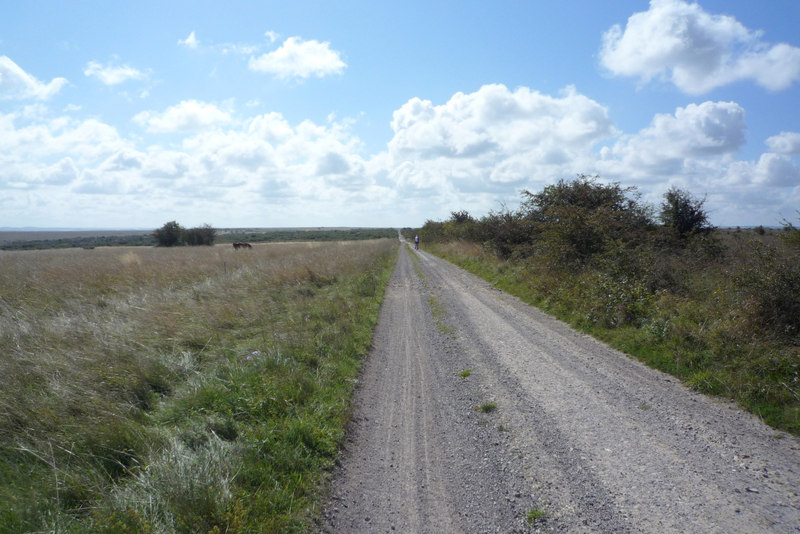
[0, 230, 154, 245]
[0, 227, 398, 249]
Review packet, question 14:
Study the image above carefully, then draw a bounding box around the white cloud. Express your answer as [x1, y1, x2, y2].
[2, 80, 798, 228]
[766, 131, 800, 155]
[600, 0, 800, 94]
[134, 100, 233, 133]
[39, 157, 80, 185]
[752, 153, 800, 187]
[0, 55, 68, 100]
[178, 31, 199, 49]
[726, 153, 800, 188]
[84, 60, 148, 86]
[0, 112, 127, 164]
[387, 84, 615, 190]
[602, 101, 746, 179]
[248, 36, 346, 79]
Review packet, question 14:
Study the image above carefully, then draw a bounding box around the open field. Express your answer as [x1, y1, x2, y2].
[0, 227, 398, 250]
[0, 239, 397, 532]
[0, 230, 153, 245]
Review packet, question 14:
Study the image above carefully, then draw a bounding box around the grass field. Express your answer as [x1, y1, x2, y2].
[0, 240, 397, 532]
[0, 227, 399, 250]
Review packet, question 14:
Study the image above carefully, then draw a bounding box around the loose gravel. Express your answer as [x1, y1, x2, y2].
[319, 244, 800, 533]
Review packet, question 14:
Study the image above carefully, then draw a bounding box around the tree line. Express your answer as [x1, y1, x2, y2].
[420, 175, 713, 262]
[153, 221, 216, 246]
[417, 174, 800, 338]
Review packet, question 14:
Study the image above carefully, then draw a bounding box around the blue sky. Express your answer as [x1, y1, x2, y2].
[1, 0, 799, 229]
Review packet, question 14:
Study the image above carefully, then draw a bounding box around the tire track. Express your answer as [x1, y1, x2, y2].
[321, 244, 800, 533]
[320, 245, 534, 533]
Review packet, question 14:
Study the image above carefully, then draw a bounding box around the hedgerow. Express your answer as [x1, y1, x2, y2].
[417, 175, 800, 435]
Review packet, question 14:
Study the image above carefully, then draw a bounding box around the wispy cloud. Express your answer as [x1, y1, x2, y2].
[0, 55, 67, 100]
[84, 60, 148, 86]
[177, 30, 262, 55]
[178, 30, 199, 49]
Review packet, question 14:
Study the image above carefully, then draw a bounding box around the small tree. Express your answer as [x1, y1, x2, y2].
[780, 212, 800, 249]
[659, 187, 712, 238]
[449, 210, 474, 224]
[519, 175, 652, 267]
[184, 224, 216, 246]
[477, 204, 536, 259]
[153, 221, 184, 247]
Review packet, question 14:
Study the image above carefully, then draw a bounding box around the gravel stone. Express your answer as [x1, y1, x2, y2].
[318, 243, 800, 533]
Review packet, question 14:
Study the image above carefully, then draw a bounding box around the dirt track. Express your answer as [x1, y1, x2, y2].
[319, 243, 800, 533]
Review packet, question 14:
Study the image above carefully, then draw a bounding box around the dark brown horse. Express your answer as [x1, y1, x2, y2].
[232, 242, 252, 250]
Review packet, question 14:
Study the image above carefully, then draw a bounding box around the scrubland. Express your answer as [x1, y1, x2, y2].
[418, 177, 800, 437]
[0, 240, 396, 532]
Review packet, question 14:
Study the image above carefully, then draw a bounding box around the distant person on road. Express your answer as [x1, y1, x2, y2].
[414, 235, 419, 250]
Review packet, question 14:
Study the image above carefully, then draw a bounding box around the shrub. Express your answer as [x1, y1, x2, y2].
[519, 175, 652, 268]
[153, 221, 184, 247]
[154, 222, 217, 247]
[478, 206, 534, 259]
[781, 213, 800, 249]
[736, 242, 800, 337]
[184, 224, 216, 246]
[659, 186, 713, 238]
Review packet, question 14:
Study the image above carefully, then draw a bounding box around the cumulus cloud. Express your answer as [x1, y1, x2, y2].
[726, 153, 800, 188]
[134, 100, 233, 133]
[387, 84, 615, 190]
[0, 158, 79, 189]
[178, 31, 199, 49]
[721, 130, 800, 189]
[3, 78, 798, 228]
[0, 112, 127, 164]
[84, 60, 148, 85]
[0, 56, 68, 100]
[0, 111, 130, 194]
[601, 101, 746, 179]
[600, 0, 800, 94]
[766, 131, 800, 155]
[248, 36, 346, 79]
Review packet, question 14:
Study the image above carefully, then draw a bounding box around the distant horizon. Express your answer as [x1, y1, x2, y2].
[0, 223, 785, 234]
[0, 225, 401, 233]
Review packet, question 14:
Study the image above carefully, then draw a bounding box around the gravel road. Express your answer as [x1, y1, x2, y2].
[319, 243, 800, 533]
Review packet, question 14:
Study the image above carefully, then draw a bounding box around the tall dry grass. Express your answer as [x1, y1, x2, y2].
[0, 240, 397, 532]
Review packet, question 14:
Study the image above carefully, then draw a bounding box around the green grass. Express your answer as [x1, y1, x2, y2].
[478, 402, 497, 413]
[407, 243, 425, 279]
[0, 240, 397, 532]
[429, 239, 800, 437]
[427, 294, 455, 336]
[526, 507, 547, 523]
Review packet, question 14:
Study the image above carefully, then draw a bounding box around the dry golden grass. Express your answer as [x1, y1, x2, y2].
[0, 239, 397, 532]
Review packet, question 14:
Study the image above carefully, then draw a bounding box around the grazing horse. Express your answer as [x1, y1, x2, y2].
[232, 242, 252, 250]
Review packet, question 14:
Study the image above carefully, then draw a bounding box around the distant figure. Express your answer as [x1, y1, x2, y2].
[233, 242, 252, 250]
[414, 235, 419, 250]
